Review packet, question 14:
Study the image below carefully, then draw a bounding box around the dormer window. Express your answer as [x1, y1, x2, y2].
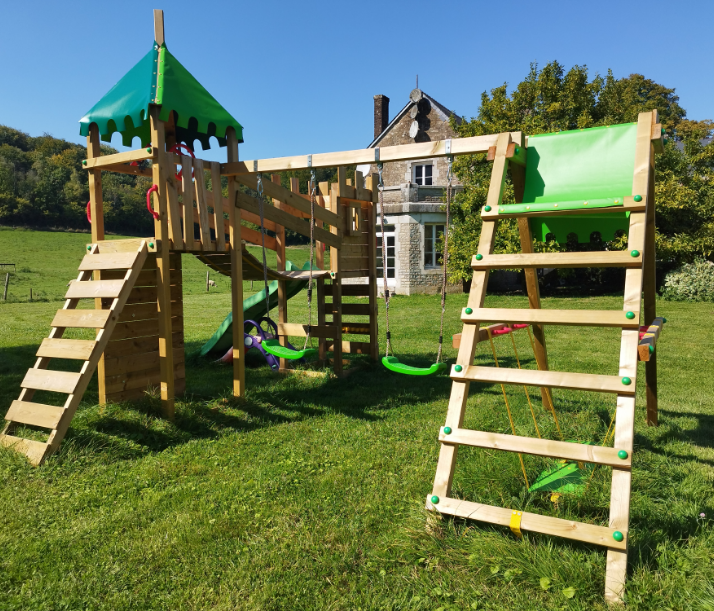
[414, 164, 433, 186]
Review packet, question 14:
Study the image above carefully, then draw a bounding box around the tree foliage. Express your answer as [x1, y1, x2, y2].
[447, 62, 714, 284]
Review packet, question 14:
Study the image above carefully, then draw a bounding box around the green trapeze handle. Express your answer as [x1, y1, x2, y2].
[263, 339, 317, 360]
[382, 356, 446, 376]
[498, 197, 626, 215]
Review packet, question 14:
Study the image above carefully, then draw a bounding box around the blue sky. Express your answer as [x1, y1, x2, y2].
[0, 1, 710, 162]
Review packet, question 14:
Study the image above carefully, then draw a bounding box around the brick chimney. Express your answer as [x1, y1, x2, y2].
[373, 94, 390, 139]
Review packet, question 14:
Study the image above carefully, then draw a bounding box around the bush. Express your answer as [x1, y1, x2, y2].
[661, 258, 714, 301]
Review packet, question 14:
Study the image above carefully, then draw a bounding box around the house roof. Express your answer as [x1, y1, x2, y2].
[79, 42, 243, 150]
[368, 90, 461, 148]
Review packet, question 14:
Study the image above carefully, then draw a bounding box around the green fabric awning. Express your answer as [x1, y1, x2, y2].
[79, 42, 243, 150]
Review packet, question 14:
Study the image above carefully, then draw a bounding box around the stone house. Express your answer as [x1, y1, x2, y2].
[362, 89, 463, 295]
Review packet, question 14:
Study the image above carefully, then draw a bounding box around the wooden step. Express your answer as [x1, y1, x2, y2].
[22, 368, 82, 394]
[471, 251, 642, 270]
[5, 400, 65, 429]
[37, 338, 96, 360]
[438, 428, 631, 468]
[65, 280, 125, 299]
[323, 284, 371, 297]
[0, 434, 48, 465]
[462, 308, 639, 328]
[426, 495, 626, 549]
[341, 322, 371, 335]
[78, 252, 139, 271]
[51, 309, 112, 329]
[452, 365, 635, 395]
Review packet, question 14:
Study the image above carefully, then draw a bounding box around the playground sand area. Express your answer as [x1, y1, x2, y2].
[1, 229, 713, 610]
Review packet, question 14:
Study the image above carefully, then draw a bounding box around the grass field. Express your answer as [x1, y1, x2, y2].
[1, 228, 714, 610]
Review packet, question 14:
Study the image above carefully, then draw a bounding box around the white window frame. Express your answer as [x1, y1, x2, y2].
[377, 224, 397, 287]
[424, 223, 445, 268]
[413, 163, 433, 186]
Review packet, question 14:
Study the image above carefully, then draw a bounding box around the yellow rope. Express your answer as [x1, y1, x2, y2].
[507, 325, 541, 439]
[488, 328, 529, 489]
[525, 326, 563, 440]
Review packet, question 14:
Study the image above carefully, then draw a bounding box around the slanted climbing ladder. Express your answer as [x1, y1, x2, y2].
[0, 240, 149, 465]
[429, 111, 663, 604]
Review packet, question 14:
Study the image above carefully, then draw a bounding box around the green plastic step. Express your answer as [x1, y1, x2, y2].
[382, 356, 446, 376]
[263, 339, 317, 361]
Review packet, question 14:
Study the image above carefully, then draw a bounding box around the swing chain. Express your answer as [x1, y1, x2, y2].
[256, 173, 271, 318]
[303, 168, 317, 350]
[436, 155, 453, 363]
[378, 162, 392, 357]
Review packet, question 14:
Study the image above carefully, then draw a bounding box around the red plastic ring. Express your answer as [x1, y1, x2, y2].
[146, 185, 160, 220]
[168, 143, 195, 180]
[86, 201, 92, 223]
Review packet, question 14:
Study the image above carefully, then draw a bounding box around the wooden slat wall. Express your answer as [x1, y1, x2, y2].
[100, 253, 185, 403]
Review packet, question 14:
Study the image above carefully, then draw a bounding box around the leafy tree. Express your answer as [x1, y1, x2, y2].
[447, 62, 713, 287]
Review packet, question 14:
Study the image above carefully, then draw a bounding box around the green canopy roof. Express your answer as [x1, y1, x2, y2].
[79, 42, 243, 150]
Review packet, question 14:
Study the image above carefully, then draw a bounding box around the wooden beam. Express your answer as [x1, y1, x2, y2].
[638, 317, 664, 362]
[439, 428, 631, 468]
[471, 251, 642, 269]
[277, 323, 338, 338]
[82, 147, 156, 170]
[235, 191, 341, 249]
[221, 133, 523, 176]
[461, 308, 640, 328]
[153, 9, 165, 45]
[481, 195, 646, 219]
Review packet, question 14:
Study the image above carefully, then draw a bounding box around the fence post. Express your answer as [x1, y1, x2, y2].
[3, 273, 9, 300]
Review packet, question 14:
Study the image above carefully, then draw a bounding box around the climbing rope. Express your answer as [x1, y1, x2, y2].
[505, 325, 542, 440]
[378, 162, 393, 358]
[256, 174, 272, 318]
[524, 326, 563, 439]
[436, 156, 453, 363]
[487, 326, 529, 488]
[302, 170, 317, 351]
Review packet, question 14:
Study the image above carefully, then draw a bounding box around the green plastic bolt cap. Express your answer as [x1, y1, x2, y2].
[618, 450, 628, 460]
[475, 254, 483, 261]
[663, 317, 667, 323]
[649, 345, 654, 354]
[484, 205, 492, 212]
[146, 147, 152, 153]
[613, 531, 624, 542]
[514, 146, 520, 154]
[87, 245, 91, 251]
[626, 311, 635, 320]
[454, 365, 463, 373]
[149, 242, 155, 248]
[443, 427, 452, 435]
[634, 194, 643, 202]
[631, 250, 640, 257]
[661, 127, 666, 135]
[465, 307, 473, 315]
[82, 160, 87, 165]
[430, 495, 440, 504]
[622, 377, 632, 386]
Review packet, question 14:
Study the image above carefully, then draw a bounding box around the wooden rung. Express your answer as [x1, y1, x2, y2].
[277, 323, 338, 339]
[462, 308, 639, 328]
[65, 280, 125, 299]
[452, 365, 635, 395]
[426, 496, 626, 550]
[5, 400, 65, 429]
[323, 284, 371, 297]
[37, 338, 96, 360]
[341, 323, 371, 335]
[78, 252, 139, 271]
[22, 368, 82, 394]
[329, 303, 371, 316]
[325, 341, 372, 354]
[471, 251, 642, 270]
[51, 309, 112, 329]
[439, 428, 631, 468]
[0, 434, 48, 466]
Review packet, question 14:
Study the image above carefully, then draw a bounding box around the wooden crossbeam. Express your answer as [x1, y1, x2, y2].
[82, 147, 156, 170]
[481, 195, 646, 219]
[461, 308, 640, 328]
[471, 251, 642, 269]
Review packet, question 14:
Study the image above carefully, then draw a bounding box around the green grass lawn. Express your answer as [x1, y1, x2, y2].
[1, 229, 714, 610]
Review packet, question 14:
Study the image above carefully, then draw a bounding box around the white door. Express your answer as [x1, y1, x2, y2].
[376, 224, 396, 289]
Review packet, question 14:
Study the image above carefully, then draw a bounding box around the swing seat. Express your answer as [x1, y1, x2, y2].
[382, 356, 446, 376]
[262, 339, 317, 360]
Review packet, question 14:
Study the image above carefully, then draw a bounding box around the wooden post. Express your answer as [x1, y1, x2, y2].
[3, 273, 8, 300]
[206, 270, 210, 292]
[366, 173, 379, 361]
[153, 9, 165, 45]
[150, 106, 175, 418]
[331, 171, 345, 376]
[317, 181, 328, 363]
[276, 175, 289, 370]
[226, 127, 245, 397]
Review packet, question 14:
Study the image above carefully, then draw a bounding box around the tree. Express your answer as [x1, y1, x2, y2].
[447, 62, 714, 286]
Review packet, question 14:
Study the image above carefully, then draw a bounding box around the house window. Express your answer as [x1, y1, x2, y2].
[377, 224, 396, 282]
[424, 224, 445, 268]
[414, 164, 433, 186]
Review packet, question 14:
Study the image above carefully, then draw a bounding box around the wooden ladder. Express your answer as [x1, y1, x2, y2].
[429, 112, 660, 604]
[1, 240, 149, 465]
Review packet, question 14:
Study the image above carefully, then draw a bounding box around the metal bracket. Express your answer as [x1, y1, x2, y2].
[445, 139, 451, 155]
[374, 148, 380, 162]
[307, 154, 312, 168]
[253, 160, 258, 173]
[509, 510, 523, 538]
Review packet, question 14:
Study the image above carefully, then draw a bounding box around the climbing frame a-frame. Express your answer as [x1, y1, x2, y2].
[428, 111, 664, 604]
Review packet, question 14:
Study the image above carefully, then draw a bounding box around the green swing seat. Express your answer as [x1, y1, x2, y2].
[262, 339, 317, 360]
[382, 356, 446, 376]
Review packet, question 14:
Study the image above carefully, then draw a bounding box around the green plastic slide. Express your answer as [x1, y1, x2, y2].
[195, 261, 310, 358]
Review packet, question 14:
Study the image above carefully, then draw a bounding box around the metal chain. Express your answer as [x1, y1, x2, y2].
[378, 162, 392, 358]
[303, 170, 316, 350]
[436, 156, 453, 363]
[256, 174, 271, 318]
